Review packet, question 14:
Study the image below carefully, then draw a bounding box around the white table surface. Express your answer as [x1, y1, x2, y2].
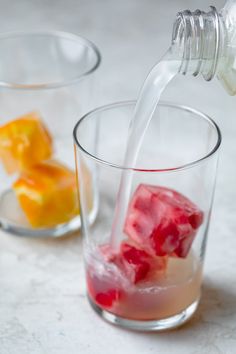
[1, 0, 236, 353]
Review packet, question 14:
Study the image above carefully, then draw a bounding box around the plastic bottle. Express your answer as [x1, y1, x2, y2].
[172, 0, 236, 95]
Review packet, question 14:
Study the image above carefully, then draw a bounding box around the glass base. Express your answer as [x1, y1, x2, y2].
[88, 296, 199, 332]
[0, 189, 97, 238]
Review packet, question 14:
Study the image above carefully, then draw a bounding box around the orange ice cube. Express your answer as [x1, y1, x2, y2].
[0, 112, 52, 174]
[13, 160, 81, 228]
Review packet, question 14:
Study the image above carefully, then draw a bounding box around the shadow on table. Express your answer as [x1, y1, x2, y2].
[180, 279, 236, 330]
[126, 279, 236, 337]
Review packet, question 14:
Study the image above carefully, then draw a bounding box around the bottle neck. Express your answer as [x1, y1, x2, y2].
[172, 6, 226, 81]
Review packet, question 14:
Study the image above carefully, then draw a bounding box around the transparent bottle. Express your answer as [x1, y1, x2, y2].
[172, 0, 236, 95]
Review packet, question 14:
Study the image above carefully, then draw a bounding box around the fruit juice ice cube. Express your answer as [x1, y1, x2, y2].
[0, 112, 52, 174]
[86, 184, 204, 321]
[99, 241, 167, 284]
[118, 241, 167, 284]
[87, 270, 123, 310]
[124, 184, 204, 258]
[13, 160, 80, 228]
[86, 241, 167, 312]
[86, 246, 127, 310]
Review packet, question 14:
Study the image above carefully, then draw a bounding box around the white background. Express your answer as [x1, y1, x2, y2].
[1, 1, 236, 353]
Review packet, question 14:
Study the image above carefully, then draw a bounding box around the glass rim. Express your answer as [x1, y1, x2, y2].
[0, 30, 101, 90]
[73, 100, 222, 173]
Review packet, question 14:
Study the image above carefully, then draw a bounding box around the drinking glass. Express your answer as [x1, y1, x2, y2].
[73, 101, 221, 331]
[0, 30, 101, 237]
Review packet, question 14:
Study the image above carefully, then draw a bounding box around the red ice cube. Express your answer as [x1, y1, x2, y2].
[119, 241, 167, 284]
[120, 242, 151, 283]
[95, 289, 121, 308]
[98, 241, 166, 285]
[124, 184, 203, 258]
[86, 270, 122, 309]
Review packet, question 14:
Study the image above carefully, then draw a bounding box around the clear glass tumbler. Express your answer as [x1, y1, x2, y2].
[0, 31, 101, 237]
[73, 101, 221, 331]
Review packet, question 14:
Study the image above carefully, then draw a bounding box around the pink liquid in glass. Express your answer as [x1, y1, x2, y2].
[86, 247, 202, 321]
